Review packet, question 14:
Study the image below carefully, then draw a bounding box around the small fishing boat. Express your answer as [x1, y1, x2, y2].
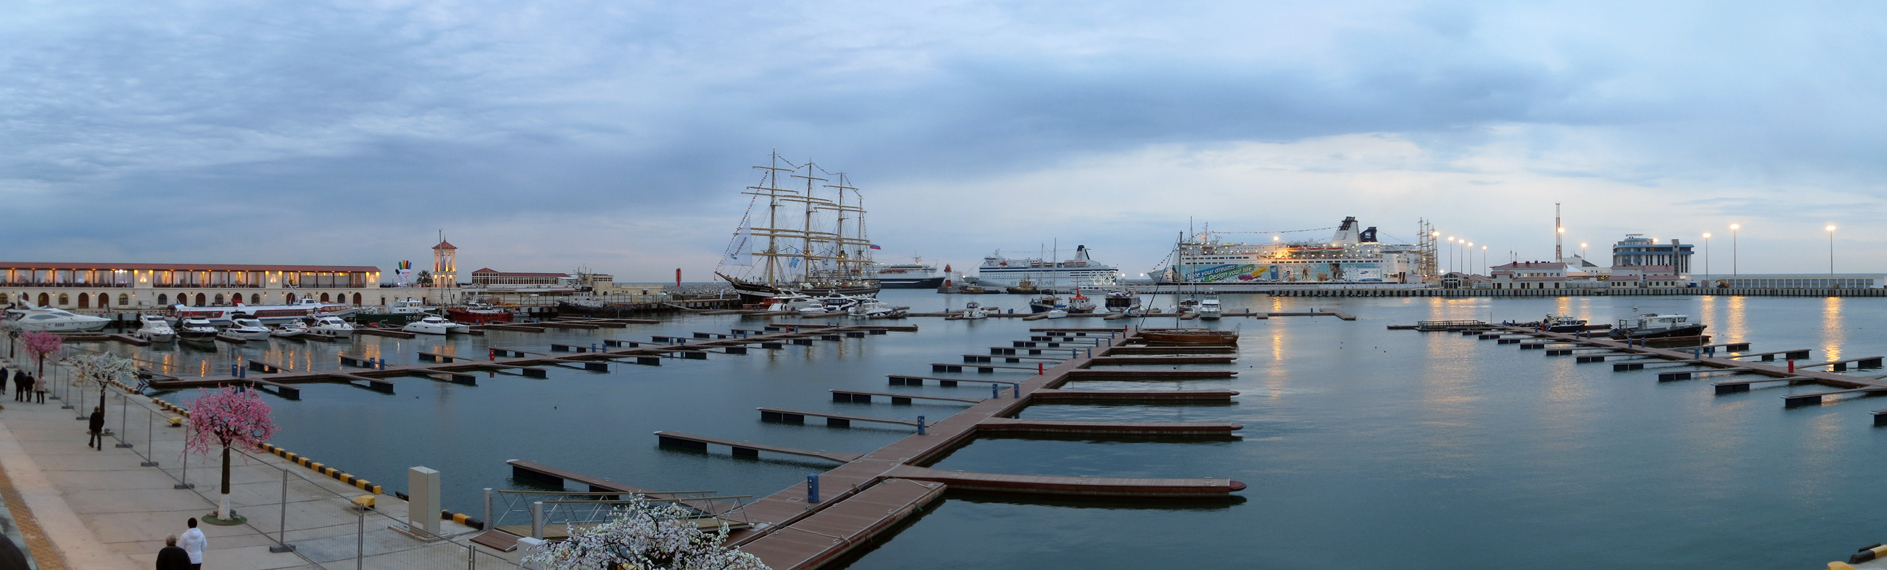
[1067, 289, 1098, 314]
[133, 315, 176, 343]
[272, 320, 310, 338]
[307, 316, 354, 339]
[1609, 311, 1705, 340]
[225, 318, 274, 341]
[1141, 328, 1240, 346]
[1104, 289, 1140, 313]
[1029, 295, 1063, 313]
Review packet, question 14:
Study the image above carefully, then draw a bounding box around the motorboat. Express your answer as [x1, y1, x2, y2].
[1066, 290, 1098, 314]
[764, 293, 822, 313]
[132, 315, 176, 342]
[307, 316, 355, 339]
[225, 318, 273, 341]
[2, 306, 111, 332]
[799, 304, 831, 316]
[962, 301, 989, 320]
[1199, 293, 1223, 321]
[176, 318, 220, 343]
[847, 299, 905, 318]
[353, 299, 436, 326]
[403, 316, 456, 335]
[1043, 308, 1068, 319]
[1141, 328, 1240, 346]
[1028, 295, 1063, 314]
[271, 320, 310, 338]
[1609, 311, 1705, 340]
[448, 321, 472, 334]
[446, 302, 513, 325]
[1104, 290, 1140, 313]
[1537, 314, 1588, 333]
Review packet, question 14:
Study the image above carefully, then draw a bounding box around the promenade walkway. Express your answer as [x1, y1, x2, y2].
[0, 357, 504, 570]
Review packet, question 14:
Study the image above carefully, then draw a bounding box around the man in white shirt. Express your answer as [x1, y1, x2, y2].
[178, 517, 206, 570]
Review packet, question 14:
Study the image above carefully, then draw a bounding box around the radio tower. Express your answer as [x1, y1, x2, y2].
[1554, 203, 1563, 262]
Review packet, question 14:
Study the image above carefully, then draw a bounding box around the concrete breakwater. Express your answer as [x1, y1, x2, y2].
[1125, 286, 1887, 298]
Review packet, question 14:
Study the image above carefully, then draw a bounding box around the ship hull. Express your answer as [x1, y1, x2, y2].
[724, 275, 881, 305]
[877, 277, 945, 289]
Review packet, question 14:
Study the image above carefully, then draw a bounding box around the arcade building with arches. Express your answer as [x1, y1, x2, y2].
[0, 262, 390, 310]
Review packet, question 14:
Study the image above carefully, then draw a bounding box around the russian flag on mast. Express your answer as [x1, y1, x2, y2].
[868, 244, 882, 250]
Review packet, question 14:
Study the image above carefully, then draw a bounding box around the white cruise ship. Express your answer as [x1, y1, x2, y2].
[867, 259, 946, 289]
[976, 245, 1119, 289]
[1158, 217, 1422, 285]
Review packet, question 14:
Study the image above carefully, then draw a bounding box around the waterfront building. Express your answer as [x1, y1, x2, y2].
[1611, 235, 1692, 275]
[1608, 265, 1685, 289]
[469, 268, 573, 289]
[0, 262, 383, 310]
[1487, 261, 1604, 290]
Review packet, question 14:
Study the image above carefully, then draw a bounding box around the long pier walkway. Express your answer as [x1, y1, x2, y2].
[681, 326, 1247, 570]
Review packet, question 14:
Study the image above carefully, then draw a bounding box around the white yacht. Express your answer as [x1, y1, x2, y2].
[2, 306, 111, 332]
[133, 315, 176, 342]
[763, 293, 821, 313]
[1199, 293, 1223, 321]
[225, 318, 273, 341]
[847, 299, 904, 318]
[272, 320, 309, 339]
[177, 318, 219, 343]
[403, 316, 468, 335]
[307, 316, 354, 339]
[1043, 308, 1069, 319]
[961, 301, 989, 320]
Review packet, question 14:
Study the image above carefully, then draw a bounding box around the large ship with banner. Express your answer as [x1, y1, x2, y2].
[1154, 217, 1425, 287]
[715, 150, 881, 304]
[975, 245, 1119, 289]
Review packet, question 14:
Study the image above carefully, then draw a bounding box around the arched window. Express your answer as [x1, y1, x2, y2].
[157, 294, 168, 305]
[250, 294, 260, 304]
[286, 293, 296, 303]
[213, 294, 224, 305]
[58, 293, 69, 306]
[195, 293, 207, 306]
[77, 293, 89, 309]
[320, 293, 330, 303]
[118, 294, 129, 306]
[352, 293, 361, 305]
[37, 293, 49, 307]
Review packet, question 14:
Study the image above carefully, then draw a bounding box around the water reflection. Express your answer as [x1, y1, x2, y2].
[1822, 297, 1844, 362]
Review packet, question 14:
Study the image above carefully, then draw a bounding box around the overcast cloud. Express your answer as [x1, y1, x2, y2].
[4, 0, 1885, 280]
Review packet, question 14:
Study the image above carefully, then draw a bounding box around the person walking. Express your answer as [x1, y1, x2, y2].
[87, 406, 105, 450]
[155, 535, 190, 570]
[178, 518, 205, 570]
[12, 370, 23, 403]
[31, 373, 45, 404]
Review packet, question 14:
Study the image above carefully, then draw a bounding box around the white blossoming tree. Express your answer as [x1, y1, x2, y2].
[523, 496, 768, 570]
[73, 353, 138, 412]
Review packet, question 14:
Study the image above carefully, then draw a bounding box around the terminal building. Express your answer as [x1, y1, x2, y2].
[0, 262, 385, 309]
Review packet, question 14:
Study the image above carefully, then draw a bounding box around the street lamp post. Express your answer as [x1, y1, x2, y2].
[1447, 237, 1455, 274]
[1730, 224, 1740, 277]
[1827, 225, 1837, 276]
[1702, 233, 1711, 285]
[1481, 245, 1487, 275]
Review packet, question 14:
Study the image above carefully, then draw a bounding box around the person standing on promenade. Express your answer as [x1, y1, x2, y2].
[9, 367, 21, 402]
[156, 535, 190, 570]
[32, 373, 45, 404]
[87, 406, 105, 450]
[179, 518, 205, 570]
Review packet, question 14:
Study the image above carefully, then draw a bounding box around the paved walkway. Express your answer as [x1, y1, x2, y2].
[0, 357, 507, 570]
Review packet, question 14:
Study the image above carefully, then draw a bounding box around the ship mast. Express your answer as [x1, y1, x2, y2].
[743, 150, 799, 286]
[826, 173, 865, 281]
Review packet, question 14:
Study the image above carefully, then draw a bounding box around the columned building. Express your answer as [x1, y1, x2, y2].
[1611, 235, 1693, 275]
[0, 262, 383, 310]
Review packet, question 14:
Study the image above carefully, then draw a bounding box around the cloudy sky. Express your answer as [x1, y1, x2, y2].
[5, 0, 1885, 281]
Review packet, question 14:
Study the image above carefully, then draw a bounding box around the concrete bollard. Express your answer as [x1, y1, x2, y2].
[807, 474, 820, 504]
[917, 416, 926, 435]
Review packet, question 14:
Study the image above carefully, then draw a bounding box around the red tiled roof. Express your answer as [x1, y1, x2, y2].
[434, 240, 458, 250]
[0, 262, 378, 272]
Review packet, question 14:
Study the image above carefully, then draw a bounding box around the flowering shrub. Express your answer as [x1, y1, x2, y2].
[523, 495, 768, 570]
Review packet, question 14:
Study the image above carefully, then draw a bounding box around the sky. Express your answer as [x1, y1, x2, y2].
[5, 0, 1886, 281]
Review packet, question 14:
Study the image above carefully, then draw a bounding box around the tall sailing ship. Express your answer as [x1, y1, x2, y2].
[716, 151, 881, 304]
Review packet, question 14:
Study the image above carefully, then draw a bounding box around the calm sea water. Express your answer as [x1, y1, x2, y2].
[103, 291, 1887, 569]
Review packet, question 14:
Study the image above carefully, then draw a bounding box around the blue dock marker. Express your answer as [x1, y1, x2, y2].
[807, 474, 820, 504]
[1013, 384, 1020, 398]
[917, 416, 926, 435]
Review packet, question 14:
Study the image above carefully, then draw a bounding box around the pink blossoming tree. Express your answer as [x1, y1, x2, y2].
[186, 387, 278, 521]
[20, 331, 62, 378]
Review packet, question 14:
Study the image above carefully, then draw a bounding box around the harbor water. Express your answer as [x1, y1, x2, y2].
[82, 291, 1887, 569]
